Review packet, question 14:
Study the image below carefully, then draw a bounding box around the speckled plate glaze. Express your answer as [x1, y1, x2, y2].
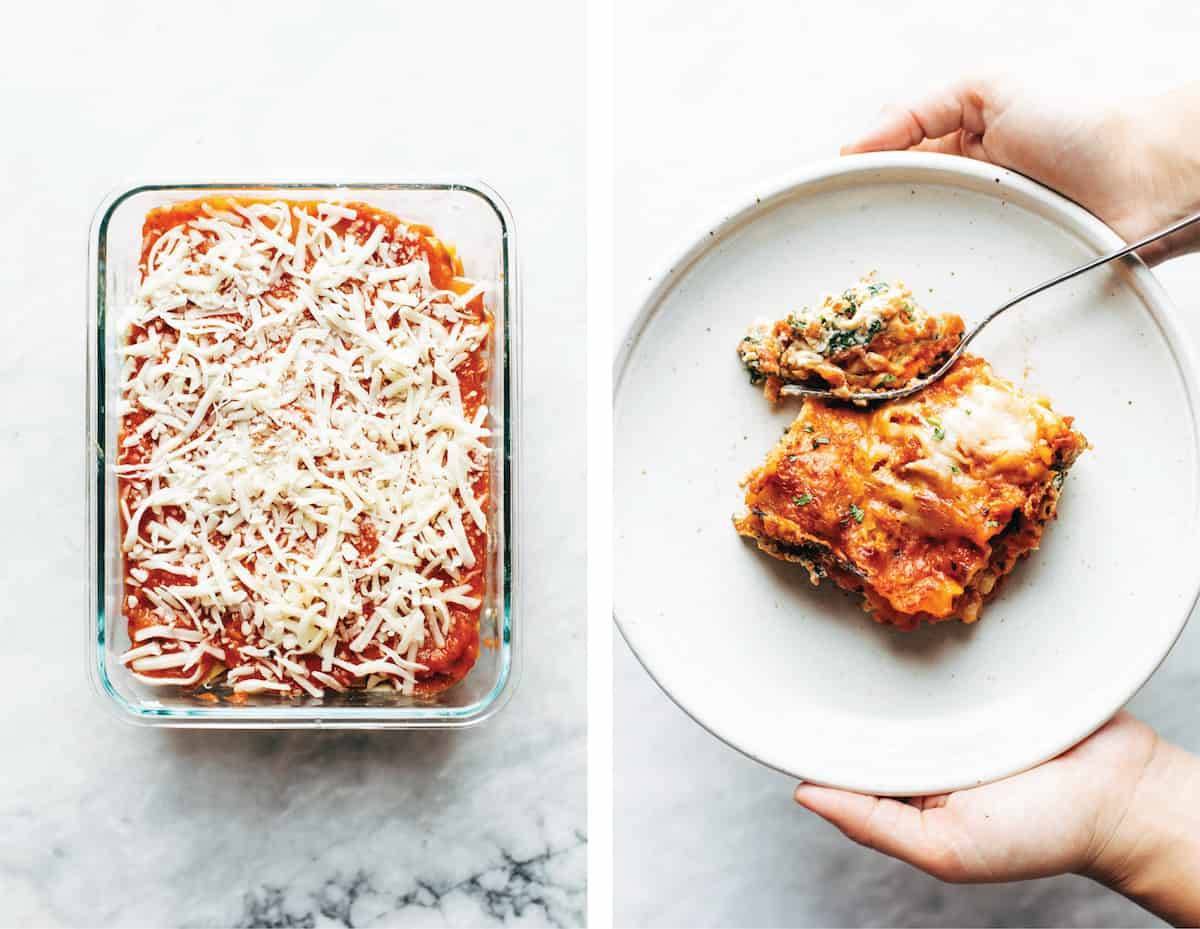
[614, 152, 1200, 796]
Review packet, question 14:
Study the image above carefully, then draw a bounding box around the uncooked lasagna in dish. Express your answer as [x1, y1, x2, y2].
[117, 197, 491, 698]
[734, 354, 1086, 629]
[738, 274, 964, 401]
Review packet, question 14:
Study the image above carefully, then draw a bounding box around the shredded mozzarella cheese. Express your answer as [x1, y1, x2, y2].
[118, 200, 490, 698]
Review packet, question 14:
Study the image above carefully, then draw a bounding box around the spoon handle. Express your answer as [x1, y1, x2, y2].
[971, 207, 1200, 339]
[780, 208, 1200, 403]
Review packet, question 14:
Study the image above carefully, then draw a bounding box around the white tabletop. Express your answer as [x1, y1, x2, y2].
[0, 2, 584, 926]
[615, 0, 1200, 925]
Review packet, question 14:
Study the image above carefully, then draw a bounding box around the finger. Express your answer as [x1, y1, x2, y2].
[794, 784, 947, 873]
[960, 131, 988, 161]
[841, 79, 993, 155]
[920, 132, 991, 164]
[913, 133, 966, 156]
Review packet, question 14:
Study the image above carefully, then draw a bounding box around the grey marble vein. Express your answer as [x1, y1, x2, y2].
[220, 835, 586, 929]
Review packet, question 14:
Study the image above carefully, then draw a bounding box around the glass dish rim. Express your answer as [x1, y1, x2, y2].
[86, 179, 521, 728]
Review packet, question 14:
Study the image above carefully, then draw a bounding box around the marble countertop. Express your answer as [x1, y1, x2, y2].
[615, 0, 1200, 925]
[0, 2, 585, 926]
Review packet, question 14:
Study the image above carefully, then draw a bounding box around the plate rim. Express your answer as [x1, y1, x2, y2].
[613, 151, 1200, 795]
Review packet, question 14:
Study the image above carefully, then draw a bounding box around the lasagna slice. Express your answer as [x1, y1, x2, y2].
[738, 274, 964, 401]
[734, 355, 1086, 629]
[117, 197, 491, 698]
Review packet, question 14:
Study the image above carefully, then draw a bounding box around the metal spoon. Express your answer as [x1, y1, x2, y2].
[779, 208, 1200, 403]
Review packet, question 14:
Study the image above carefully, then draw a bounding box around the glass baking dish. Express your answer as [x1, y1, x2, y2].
[87, 182, 520, 727]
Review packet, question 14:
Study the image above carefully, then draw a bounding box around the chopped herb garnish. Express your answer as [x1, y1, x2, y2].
[793, 493, 813, 506]
[866, 282, 889, 295]
[812, 436, 831, 448]
[928, 418, 946, 441]
[950, 464, 961, 474]
[803, 424, 815, 433]
[848, 503, 865, 524]
[879, 374, 895, 385]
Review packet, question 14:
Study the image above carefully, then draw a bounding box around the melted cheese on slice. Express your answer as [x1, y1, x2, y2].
[863, 370, 1057, 543]
[882, 380, 1046, 483]
[939, 383, 1040, 462]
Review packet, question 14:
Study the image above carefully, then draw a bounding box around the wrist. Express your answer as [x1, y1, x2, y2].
[1083, 736, 1200, 925]
[1123, 86, 1200, 264]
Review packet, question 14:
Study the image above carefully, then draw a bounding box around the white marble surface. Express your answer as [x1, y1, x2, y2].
[0, 2, 584, 926]
[615, 0, 1200, 925]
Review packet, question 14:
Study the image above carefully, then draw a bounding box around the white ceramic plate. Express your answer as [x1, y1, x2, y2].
[614, 153, 1200, 796]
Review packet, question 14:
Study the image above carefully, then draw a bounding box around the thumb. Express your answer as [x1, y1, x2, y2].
[794, 784, 959, 879]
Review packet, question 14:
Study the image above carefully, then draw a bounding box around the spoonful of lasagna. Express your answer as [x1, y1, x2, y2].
[739, 208, 1200, 404]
